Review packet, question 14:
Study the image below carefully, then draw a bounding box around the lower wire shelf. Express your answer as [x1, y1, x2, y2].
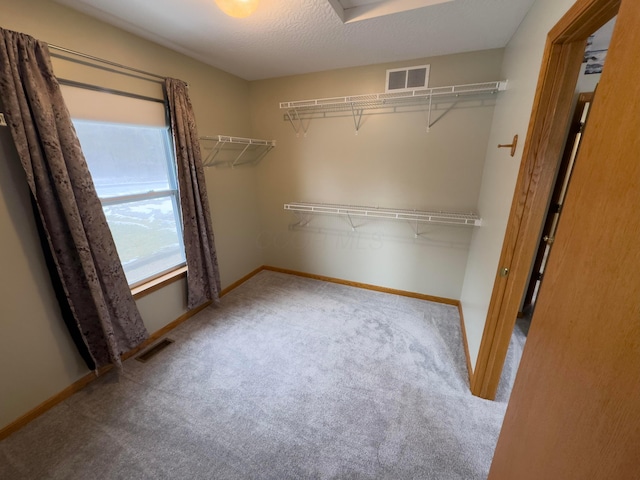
[284, 202, 482, 228]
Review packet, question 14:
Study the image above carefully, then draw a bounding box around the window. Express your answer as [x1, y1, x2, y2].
[61, 85, 186, 287]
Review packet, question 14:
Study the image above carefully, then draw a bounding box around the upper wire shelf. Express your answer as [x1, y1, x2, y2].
[200, 135, 276, 167]
[280, 81, 507, 113]
[279, 80, 507, 135]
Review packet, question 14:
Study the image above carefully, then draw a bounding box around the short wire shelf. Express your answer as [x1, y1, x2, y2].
[200, 135, 276, 167]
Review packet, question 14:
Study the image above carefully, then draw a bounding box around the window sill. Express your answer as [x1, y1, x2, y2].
[132, 266, 188, 300]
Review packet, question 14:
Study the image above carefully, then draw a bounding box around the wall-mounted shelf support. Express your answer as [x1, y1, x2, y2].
[200, 135, 276, 167]
[280, 80, 507, 135]
[284, 202, 482, 235]
[425, 100, 458, 131]
[285, 110, 309, 138]
[351, 104, 364, 134]
[346, 213, 359, 231]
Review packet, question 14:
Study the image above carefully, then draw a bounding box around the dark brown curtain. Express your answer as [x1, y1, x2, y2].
[0, 28, 148, 369]
[164, 78, 221, 309]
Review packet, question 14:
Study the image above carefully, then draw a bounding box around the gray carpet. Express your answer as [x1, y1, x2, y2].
[0, 271, 525, 479]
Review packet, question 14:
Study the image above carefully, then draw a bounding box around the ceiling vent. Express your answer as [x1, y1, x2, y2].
[385, 65, 430, 92]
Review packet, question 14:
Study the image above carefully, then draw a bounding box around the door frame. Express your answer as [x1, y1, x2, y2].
[471, 0, 620, 399]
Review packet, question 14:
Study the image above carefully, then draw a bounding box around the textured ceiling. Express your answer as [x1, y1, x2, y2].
[52, 0, 537, 81]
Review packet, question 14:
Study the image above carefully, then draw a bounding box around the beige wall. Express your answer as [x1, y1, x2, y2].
[459, 0, 585, 370]
[0, 0, 262, 429]
[250, 50, 504, 299]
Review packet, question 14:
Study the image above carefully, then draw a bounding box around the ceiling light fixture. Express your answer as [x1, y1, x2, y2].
[215, 0, 259, 18]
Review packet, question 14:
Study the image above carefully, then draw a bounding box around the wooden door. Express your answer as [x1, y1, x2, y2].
[489, 1, 640, 478]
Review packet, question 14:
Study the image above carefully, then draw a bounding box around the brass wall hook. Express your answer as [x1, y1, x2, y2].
[498, 134, 518, 157]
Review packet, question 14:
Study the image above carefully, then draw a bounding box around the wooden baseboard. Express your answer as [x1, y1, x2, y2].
[219, 266, 265, 297]
[0, 363, 111, 441]
[262, 265, 459, 306]
[123, 300, 213, 362]
[457, 303, 474, 386]
[0, 299, 213, 442]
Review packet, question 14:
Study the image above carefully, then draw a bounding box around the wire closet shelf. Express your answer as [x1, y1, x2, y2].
[279, 81, 508, 114]
[284, 202, 482, 227]
[200, 135, 276, 167]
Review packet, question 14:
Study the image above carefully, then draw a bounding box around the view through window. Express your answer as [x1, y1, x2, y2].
[74, 120, 186, 286]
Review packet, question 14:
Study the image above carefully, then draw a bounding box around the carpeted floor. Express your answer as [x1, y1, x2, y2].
[0, 271, 526, 479]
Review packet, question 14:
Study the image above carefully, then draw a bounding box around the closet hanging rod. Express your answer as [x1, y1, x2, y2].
[47, 44, 167, 81]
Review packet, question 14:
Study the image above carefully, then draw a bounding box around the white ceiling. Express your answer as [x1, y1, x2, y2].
[53, 0, 537, 81]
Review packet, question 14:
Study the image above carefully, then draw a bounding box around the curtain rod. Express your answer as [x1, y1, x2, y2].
[58, 78, 165, 104]
[47, 44, 167, 81]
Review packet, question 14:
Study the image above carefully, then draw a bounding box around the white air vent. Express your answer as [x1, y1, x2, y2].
[385, 65, 430, 92]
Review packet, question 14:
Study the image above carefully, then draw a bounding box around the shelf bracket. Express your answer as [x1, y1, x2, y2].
[410, 218, 420, 238]
[291, 212, 312, 228]
[350, 103, 364, 135]
[245, 145, 274, 166]
[424, 100, 459, 131]
[231, 142, 252, 167]
[203, 138, 228, 165]
[409, 219, 435, 239]
[346, 213, 357, 231]
[286, 109, 308, 137]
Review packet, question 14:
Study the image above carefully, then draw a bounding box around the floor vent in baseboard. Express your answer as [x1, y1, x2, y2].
[135, 338, 175, 363]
